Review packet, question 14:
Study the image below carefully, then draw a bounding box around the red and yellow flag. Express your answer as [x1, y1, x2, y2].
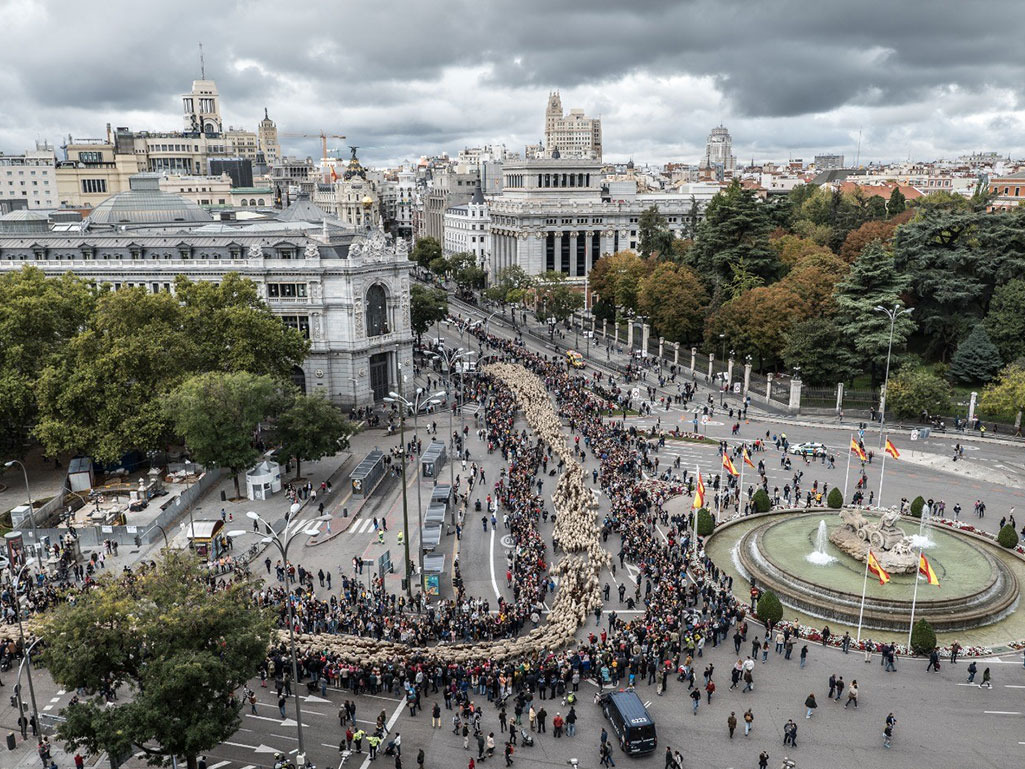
[884, 439, 900, 459]
[743, 448, 756, 468]
[919, 554, 940, 586]
[693, 471, 706, 510]
[850, 438, 867, 461]
[722, 453, 739, 477]
[867, 550, 890, 585]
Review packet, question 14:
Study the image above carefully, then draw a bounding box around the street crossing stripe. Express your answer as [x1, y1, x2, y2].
[208, 762, 231, 769]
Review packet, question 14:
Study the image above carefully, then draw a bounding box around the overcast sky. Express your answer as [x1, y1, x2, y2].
[2, 0, 1023, 168]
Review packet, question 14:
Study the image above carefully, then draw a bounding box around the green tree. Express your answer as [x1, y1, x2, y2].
[41, 552, 272, 769]
[752, 488, 771, 513]
[910, 495, 925, 518]
[485, 265, 533, 307]
[588, 250, 649, 314]
[276, 393, 357, 480]
[756, 589, 783, 626]
[448, 251, 486, 293]
[983, 279, 1025, 364]
[164, 372, 282, 498]
[948, 325, 1003, 385]
[833, 242, 915, 383]
[533, 271, 584, 322]
[637, 262, 708, 344]
[979, 363, 1025, 423]
[696, 507, 715, 536]
[0, 267, 96, 456]
[410, 236, 442, 270]
[34, 288, 195, 462]
[174, 274, 309, 380]
[886, 365, 953, 420]
[827, 487, 843, 509]
[782, 317, 859, 386]
[998, 524, 1019, 548]
[410, 284, 448, 340]
[428, 255, 449, 277]
[690, 180, 780, 290]
[638, 205, 674, 259]
[909, 619, 936, 655]
[886, 187, 906, 217]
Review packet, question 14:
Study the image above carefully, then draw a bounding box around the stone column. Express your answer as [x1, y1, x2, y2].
[602, 318, 607, 339]
[554, 232, 563, 274]
[641, 323, 650, 354]
[569, 232, 578, 277]
[627, 321, 634, 350]
[968, 391, 978, 424]
[766, 373, 774, 400]
[743, 361, 752, 397]
[674, 342, 680, 366]
[583, 230, 592, 276]
[658, 337, 664, 359]
[707, 353, 714, 381]
[614, 320, 619, 345]
[835, 382, 844, 415]
[690, 347, 697, 373]
[789, 377, 803, 414]
[726, 356, 735, 386]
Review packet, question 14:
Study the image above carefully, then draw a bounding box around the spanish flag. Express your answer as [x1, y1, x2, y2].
[884, 439, 900, 459]
[867, 550, 890, 585]
[743, 448, 756, 468]
[919, 554, 940, 586]
[850, 437, 867, 461]
[693, 471, 706, 510]
[722, 453, 739, 477]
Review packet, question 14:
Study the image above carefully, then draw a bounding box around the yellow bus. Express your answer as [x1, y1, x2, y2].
[566, 350, 584, 369]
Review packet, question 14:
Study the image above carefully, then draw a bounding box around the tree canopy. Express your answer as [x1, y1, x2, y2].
[42, 552, 272, 769]
[276, 392, 358, 480]
[410, 236, 442, 270]
[410, 283, 448, 339]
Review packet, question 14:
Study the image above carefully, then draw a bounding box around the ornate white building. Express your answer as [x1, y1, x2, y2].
[699, 125, 736, 174]
[488, 157, 719, 281]
[0, 175, 413, 407]
[443, 185, 489, 263]
[543, 92, 602, 160]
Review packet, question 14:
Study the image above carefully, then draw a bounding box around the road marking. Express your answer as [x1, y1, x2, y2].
[983, 710, 1020, 715]
[56, 690, 66, 696]
[239, 765, 256, 769]
[209, 761, 231, 769]
[306, 521, 323, 535]
[42, 705, 53, 711]
[48, 697, 60, 703]
[1005, 685, 1025, 689]
[489, 523, 500, 599]
[247, 714, 285, 722]
[358, 693, 406, 769]
[303, 694, 331, 703]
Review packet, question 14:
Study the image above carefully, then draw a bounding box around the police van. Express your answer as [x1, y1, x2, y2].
[599, 690, 657, 755]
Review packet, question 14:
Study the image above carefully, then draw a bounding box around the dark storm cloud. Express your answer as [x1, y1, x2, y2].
[1, 0, 1023, 164]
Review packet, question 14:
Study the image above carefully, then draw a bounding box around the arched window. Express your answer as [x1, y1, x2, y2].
[290, 365, 307, 394]
[240, 199, 248, 206]
[258, 199, 265, 206]
[250, 198, 257, 206]
[366, 284, 389, 337]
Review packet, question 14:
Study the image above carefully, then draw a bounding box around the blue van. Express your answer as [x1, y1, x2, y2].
[599, 690, 657, 755]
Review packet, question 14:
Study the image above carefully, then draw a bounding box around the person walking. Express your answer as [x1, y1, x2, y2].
[884, 713, 896, 749]
[744, 708, 754, 736]
[432, 702, 442, 728]
[727, 712, 737, 739]
[805, 693, 818, 719]
[981, 667, 993, 689]
[927, 648, 940, 672]
[845, 680, 859, 708]
[758, 751, 769, 769]
[600, 741, 617, 767]
[690, 687, 701, 715]
[834, 676, 845, 702]
[800, 644, 808, 669]
[967, 660, 978, 684]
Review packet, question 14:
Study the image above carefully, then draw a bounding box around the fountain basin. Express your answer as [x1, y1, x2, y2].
[728, 512, 1018, 633]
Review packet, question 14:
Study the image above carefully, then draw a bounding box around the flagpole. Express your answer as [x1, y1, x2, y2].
[856, 552, 870, 643]
[877, 439, 888, 509]
[843, 433, 853, 503]
[738, 445, 746, 519]
[907, 544, 924, 649]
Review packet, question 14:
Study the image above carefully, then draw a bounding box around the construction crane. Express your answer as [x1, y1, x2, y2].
[279, 131, 346, 160]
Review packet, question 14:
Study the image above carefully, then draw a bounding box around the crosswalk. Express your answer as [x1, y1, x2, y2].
[348, 517, 381, 536]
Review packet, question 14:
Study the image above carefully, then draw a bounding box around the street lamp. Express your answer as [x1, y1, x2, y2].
[430, 348, 477, 528]
[244, 511, 328, 762]
[383, 387, 445, 605]
[4, 460, 37, 538]
[874, 304, 914, 448]
[5, 558, 40, 741]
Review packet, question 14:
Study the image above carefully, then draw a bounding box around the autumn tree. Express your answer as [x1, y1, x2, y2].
[637, 262, 708, 344]
[980, 363, 1025, 424]
[838, 210, 913, 263]
[886, 365, 953, 420]
[705, 284, 809, 369]
[588, 250, 649, 319]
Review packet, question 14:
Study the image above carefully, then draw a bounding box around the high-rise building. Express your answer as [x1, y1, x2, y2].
[258, 108, 281, 165]
[814, 153, 845, 170]
[699, 125, 736, 173]
[0, 143, 58, 209]
[543, 91, 602, 160]
[182, 80, 222, 135]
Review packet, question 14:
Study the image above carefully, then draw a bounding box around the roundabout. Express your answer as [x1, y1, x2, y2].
[705, 509, 1025, 650]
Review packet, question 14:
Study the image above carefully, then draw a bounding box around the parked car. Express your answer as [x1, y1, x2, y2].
[788, 442, 828, 457]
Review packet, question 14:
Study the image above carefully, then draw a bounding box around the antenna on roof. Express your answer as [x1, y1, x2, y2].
[199, 42, 206, 79]
[854, 128, 862, 168]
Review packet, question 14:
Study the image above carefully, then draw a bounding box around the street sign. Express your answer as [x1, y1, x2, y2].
[631, 388, 640, 399]
[379, 550, 392, 579]
[701, 414, 710, 425]
[910, 429, 919, 441]
[733, 382, 741, 393]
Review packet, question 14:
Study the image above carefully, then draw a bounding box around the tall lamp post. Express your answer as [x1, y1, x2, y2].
[383, 388, 445, 604]
[5, 558, 40, 741]
[4, 460, 37, 538]
[874, 304, 914, 448]
[244, 511, 329, 762]
[430, 348, 476, 529]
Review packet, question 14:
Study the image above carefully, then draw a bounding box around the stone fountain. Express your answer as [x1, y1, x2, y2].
[829, 508, 917, 574]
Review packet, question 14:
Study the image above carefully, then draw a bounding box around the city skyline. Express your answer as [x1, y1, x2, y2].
[2, 0, 1024, 167]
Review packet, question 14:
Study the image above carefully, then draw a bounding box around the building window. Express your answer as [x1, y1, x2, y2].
[365, 284, 389, 337]
[79, 151, 102, 164]
[267, 283, 307, 299]
[280, 315, 310, 339]
[81, 179, 107, 194]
